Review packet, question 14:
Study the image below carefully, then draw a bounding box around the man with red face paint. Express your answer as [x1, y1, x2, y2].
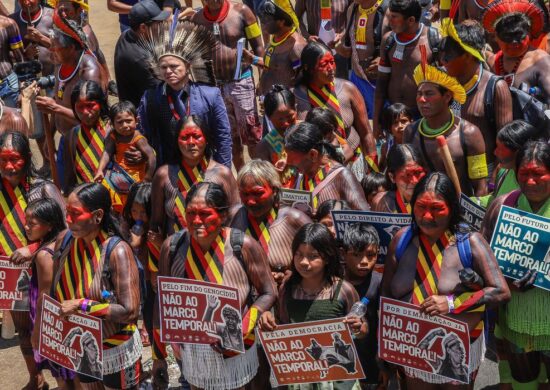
[484, 0, 550, 105]
[372, 143, 426, 213]
[0, 131, 64, 390]
[149, 116, 239, 242]
[373, 0, 439, 138]
[191, 0, 264, 171]
[404, 60, 489, 197]
[481, 141, 550, 388]
[153, 181, 276, 390]
[382, 172, 510, 387]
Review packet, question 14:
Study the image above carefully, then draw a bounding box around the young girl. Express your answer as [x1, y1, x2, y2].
[121, 182, 159, 348]
[94, 100, 156, 212]
[259, 223, 367, 390]
[24, 199, 76, 389]
[379, 103, 414, 170]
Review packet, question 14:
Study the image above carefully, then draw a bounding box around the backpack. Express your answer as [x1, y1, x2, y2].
[484, 75, 550, 134]
[57, 232, 148, 310]
[383, 25, 440, 65]
[344, 0, 389, 54]
[395, 225, 472, 269]
[169, 228, 253, 306]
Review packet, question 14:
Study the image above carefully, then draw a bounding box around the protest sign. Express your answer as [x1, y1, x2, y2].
[279, 189, 312, 215]
[39, 295, 103, 380]
[158, 276, 244, 352]
[379, 297, 470, 384]
[258, 318, 365, 386]
[331, 211, 411, 272]
[0, 256, 31, 310]
[459, 194, 486, 231]
[490, 205, 550, 290]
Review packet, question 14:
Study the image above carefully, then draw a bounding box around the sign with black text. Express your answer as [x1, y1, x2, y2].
[259, 318, 365, 386]
[158, 276, 244, 352]
[459, 194, 486, 231]
[39, 295, 103, 380]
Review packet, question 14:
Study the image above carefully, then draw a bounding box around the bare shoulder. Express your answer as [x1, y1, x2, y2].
[209, 160, 234, 180]
[277, 206, 311, 226]
[461, 118, 482, 137]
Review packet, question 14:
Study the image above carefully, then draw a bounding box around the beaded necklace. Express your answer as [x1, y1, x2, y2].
[419, 111, 455, 138]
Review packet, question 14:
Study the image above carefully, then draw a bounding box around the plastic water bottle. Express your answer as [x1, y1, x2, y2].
[347, 297, 370, 318]
[131, 220, 145, 236]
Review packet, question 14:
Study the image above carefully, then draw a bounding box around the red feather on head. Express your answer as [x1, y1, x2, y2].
[420, 44, 427, 76]
[449, 0, 461, 20]
[52, 8, 87, 50]
[482, 0, 545, 37]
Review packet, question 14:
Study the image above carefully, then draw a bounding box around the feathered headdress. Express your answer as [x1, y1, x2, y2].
[52, 8, 88, 50]
[413, 45, 466, 104]
[139, 19, 217, 86]
[441, 0, 485, 62]
[482, 0, 545, 37]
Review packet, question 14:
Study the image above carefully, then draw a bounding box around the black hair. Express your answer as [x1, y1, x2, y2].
[297, 41, 331, 87]
[410, 172, 463, 234]
[0, 131, 34, 180]
[26, 198, 66, 244]
[316, 199, 351, 221]
[497, 120, 542, 152]
[380, 103, 414, 134]
[185, 181, 230, 212]
[386, 143, 424, 189]
[495, 13, 530, 42]
[516, 140, 550, 172]
[285, 122, 342, 163]
[305, 108, 338, 139]
[264, 84, 296, 117]
[172, 115, 215, 164]
[122, 182, 152, 227]
[342, 222, 380, 252]
[259, 0, 294, 26]
[361, 172, 389, 198]
[109, 100, 137, 123]
[389, 0, 422, 21]
[288, 223, 343, 288]
[70, 80, 109, 120]
[455, 20, 486, 52]
[73, 183, 123, 237]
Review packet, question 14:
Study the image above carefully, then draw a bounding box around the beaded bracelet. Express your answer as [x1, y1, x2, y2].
[446, 295, 455, 314]
[80, 298, 90, 313]
[252, 56, 260, 65]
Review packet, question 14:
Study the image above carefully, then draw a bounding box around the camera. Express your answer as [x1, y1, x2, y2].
[13, 60, 56, 89]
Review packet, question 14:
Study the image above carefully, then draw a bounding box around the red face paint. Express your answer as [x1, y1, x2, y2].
[66, 205, 94, 225]
[240, 183, 274, 208]
[75, 100, 100, 115]
[186, 207, 222, 234]
[315, 52, 336, 73]
[517, 161, 550, 186]
[494, 139, 515, 164]
[178, 126, 206, 149]
[395, 162, 425, 186]
[414, 192, 451, 229]
[500, 36, 530, 58]
[0, 149, 26, 172]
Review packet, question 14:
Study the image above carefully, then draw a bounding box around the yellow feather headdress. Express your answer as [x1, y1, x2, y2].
[413, 45, 466, 105]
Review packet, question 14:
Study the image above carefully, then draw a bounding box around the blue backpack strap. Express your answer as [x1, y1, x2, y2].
[456, 231, 473, 269]
[395, 226, 413, 262]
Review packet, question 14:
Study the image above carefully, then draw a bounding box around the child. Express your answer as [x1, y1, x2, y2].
[361, 172, 389, 208]
[379, 103, 414, 170]
[121, 182, 159, 348]
[316, 199, 350, 239]
[342, 222, 383, 389]
[94, 101, 156, 212]
[20, 199, 75, 389]
[259, 223, 367, 389]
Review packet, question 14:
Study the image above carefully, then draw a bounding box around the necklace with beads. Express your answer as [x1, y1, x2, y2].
[419, 111, 455, 138]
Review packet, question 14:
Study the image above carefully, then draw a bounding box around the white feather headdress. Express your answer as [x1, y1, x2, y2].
[140, 19, 217, 86]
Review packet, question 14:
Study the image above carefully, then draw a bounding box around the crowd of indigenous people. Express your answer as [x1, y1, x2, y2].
[0, 0, 548, 389]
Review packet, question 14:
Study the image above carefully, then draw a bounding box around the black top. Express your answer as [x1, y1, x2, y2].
[114, 29, 160, 107]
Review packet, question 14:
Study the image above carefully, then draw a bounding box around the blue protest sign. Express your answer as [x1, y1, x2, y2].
[490, 206, 550, 290]
[331, 211, 411, 272]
